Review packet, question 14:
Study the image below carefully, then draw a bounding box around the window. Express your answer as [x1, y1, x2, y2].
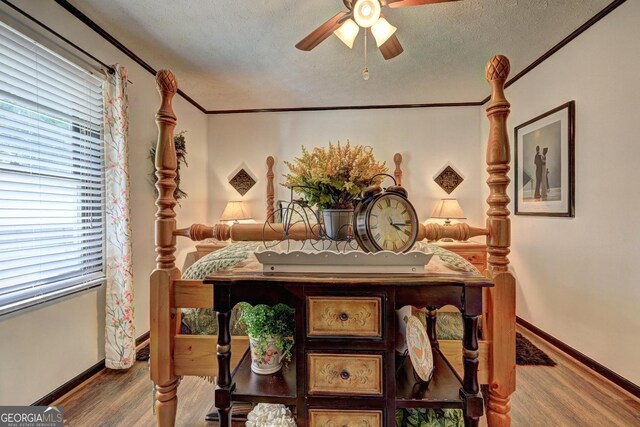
[0, 21, 105, 315]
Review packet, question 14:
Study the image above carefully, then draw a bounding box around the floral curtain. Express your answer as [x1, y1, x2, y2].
[103, 64, 135, 369]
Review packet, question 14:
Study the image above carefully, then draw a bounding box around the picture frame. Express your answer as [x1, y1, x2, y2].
[514, 101, 575, 217]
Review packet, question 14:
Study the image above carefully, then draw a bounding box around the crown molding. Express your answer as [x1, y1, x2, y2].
[51, 0, 626, 114]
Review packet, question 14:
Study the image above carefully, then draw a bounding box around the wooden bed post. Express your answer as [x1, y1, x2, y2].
[150, 69, 180, 427]
[484, 55, 516, 427]
[393, 153, 403, 186]
[266, 155, 275, 223]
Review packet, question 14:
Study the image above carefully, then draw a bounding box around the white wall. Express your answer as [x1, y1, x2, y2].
[0, 2, 208, 404]
[208, 107, 483, 227]
[3, 0, 637, 407]
[480, 1, 640, 385]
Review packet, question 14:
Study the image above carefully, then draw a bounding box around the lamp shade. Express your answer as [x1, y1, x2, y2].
[353, 0, 381, 28]
[371, 17, 397, 47]
[431, 198, 466, 220]
[220, 201, 251, 221]
[334, 18, 360, 48]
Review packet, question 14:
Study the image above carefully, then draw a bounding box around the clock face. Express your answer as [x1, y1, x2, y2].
[366, 193, 418, 252]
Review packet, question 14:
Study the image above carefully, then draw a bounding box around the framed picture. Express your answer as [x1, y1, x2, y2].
[514, 101, 575, 217]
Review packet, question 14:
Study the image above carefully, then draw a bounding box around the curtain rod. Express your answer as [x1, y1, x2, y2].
[0, 0, 133, 84]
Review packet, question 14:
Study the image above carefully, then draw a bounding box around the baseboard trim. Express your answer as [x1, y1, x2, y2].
[32, 360, 105, 406]
[32, 331, 151, 406]
[516, 316, 640, 398]
[136, 331, 150, 346]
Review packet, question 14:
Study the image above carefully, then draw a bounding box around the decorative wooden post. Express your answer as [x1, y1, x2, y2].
[484, 55, 516, 427]
[266, 156, 275, 223]
[150, 69, 180, 427]
[393, 153, 403, 186]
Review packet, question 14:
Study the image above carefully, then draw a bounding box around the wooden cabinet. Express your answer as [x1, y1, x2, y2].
[207, 273, 491, 426]
[181, 241, 228, 270]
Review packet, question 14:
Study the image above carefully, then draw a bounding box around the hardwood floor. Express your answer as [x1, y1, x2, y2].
[55, 326, 640, 427]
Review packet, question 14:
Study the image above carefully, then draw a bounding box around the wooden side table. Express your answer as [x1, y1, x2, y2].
[435, 241, 487, 273]
[206, 271, 493, 427]
[182, 241, 229, 270]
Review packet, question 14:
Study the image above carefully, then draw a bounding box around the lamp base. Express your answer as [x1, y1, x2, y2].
[439, 218, 454, 241]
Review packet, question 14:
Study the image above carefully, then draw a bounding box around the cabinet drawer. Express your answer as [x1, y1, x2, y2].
[309, 409, 383, 427]
[307, 353, 383, 396]
[307, 296, 381, 338]
[457, 252, 486, 268]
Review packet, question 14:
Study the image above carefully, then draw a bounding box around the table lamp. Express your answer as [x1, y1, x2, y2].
[431, 198, 466, 226]
[431, 199, 466, 242]
[220, 201, 251, 224]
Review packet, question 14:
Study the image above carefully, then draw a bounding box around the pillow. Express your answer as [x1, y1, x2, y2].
[420, 242, 480, 273]
[182, 241, 262, 280]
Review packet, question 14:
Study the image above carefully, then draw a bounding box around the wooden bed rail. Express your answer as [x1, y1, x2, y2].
[174, 221, 489, 243]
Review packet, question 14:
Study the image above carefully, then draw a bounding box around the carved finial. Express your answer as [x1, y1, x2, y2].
[393, 153, 402, 186]
[266, 156, 275, 168]
[485, 55, 510, 82]
[155, 69, 178, 94]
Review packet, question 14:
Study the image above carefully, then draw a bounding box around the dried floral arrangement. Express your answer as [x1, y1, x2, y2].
[149, 131, 188, 205]
[283, 141, 388, 210]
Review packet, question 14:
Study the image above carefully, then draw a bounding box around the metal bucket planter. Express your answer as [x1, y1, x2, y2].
[321, 209, 354, 241]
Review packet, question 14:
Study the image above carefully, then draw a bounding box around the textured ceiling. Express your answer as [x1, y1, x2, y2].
[66, 0, 610, 111]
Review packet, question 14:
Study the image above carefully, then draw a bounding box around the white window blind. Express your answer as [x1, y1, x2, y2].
[0, 21, 105, 315]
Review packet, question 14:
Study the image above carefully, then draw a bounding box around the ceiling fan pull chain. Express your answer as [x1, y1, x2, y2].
[362, 29, 370, 80]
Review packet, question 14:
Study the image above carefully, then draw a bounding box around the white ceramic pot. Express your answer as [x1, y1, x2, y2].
[249, 335, 285, 375]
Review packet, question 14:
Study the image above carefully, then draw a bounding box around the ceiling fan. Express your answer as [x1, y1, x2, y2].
[295, 0, 460, 61]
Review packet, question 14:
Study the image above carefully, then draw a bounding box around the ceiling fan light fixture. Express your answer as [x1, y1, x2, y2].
[353, 0, 381, 28]
[334, 18, 360, 48]
[371, 17, 397, 47]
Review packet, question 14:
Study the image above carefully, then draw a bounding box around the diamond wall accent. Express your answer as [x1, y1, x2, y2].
[229, 168, 256, 196]
[434, 165, 464, 194]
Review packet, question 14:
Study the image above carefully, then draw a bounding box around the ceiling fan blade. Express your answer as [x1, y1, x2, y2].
[387, 0, 460, 8]
[379, 33, 403, 60]
[295, 11, 348, 51]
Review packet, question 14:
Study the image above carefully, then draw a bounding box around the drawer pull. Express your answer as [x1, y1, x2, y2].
[340, 370, 350, 380]
[339, 312, 349, 322]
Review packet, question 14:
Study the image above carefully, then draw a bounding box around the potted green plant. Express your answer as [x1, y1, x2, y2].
[283, 141, 387, 240]
[237, 303, 295, 375]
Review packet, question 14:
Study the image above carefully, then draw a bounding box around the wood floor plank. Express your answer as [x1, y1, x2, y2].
[58, 326, 640, 426]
